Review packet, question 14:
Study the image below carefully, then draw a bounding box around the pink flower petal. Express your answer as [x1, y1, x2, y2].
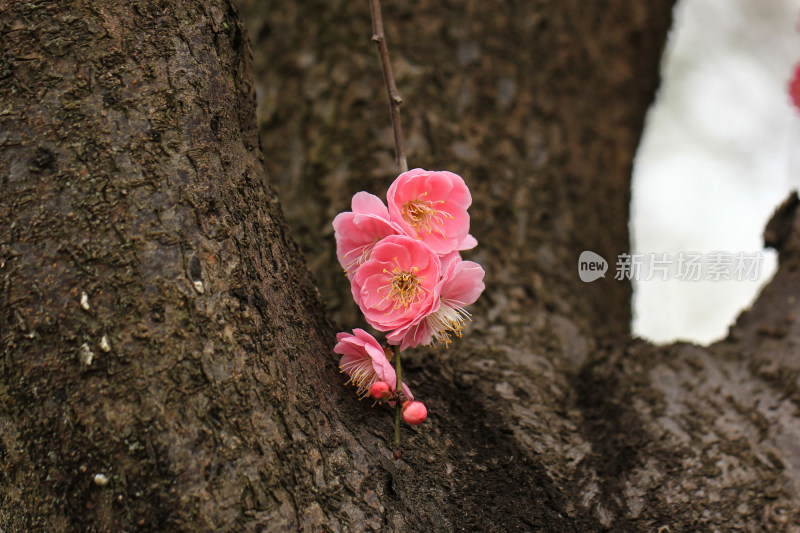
[439, 251, 462, 272]
[350, 235, 440, 333]
[442, 260, 485, 307]
[401, 382, 414, 401]
[387, 169, 472, 255]
[351, 191, 391, 219]
[458, 233, 478, 251]
[333, 193, 406, 276]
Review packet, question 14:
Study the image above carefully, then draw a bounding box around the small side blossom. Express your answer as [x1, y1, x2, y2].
[351, 235, 440, 332]
[334, 329, 412, 400]
[388, 254, 485, 350]
[333, 192, 406, 277]
[387, 169, 473, 255]
[426, 257, 485, 344]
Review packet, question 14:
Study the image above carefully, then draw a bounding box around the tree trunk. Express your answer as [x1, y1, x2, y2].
[3, 0, 798, 532]
[1, 1, 335, 530]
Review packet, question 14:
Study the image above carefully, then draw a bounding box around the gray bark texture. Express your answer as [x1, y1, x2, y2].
[2, 0, 799, 532]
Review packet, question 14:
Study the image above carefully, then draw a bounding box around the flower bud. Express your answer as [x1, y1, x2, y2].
[369, 380, 392, 401]
[402, 401, 427, 425]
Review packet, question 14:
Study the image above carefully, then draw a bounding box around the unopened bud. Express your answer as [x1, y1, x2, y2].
[393, 449, 402, 460]
[369, 381, 392, 401]
[402, 401, 427, 425]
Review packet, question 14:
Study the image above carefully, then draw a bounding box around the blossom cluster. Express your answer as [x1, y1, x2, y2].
[333, 169, 485, 425]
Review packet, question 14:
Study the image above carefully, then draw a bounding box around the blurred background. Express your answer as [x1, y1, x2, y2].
[632, 0, 800, 344]
[238, 0, 799, 346]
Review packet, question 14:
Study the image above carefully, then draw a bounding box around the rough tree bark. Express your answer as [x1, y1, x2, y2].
[1, 1, 334, 530]
[2, 0, 798, 532]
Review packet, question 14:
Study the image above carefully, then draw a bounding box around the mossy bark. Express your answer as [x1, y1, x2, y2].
[3, 0, 799, 531]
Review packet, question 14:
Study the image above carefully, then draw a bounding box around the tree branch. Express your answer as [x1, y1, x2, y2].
[370, 0, 408, 173]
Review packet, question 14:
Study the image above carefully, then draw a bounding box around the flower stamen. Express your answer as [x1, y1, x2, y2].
[340, 358, 379, 398]
[341, 240, 379, 272]
[377, 263, 426, 310]
[427, 298, 472, 346]
[401, 194, 454, 236]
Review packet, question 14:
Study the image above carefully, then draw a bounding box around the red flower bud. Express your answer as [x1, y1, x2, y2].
[369, 380, 392, 401]
[402, 401, 427, 425]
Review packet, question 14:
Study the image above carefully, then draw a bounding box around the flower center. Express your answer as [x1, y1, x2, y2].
[401, 194, 452, 236]
[378, 264, 426, 310]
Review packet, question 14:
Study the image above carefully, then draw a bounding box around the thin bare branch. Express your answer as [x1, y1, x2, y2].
[369, 0, 408, 173]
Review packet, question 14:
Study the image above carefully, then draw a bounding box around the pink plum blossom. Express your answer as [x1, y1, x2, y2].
[351, 234, 440, 333]
[333, 192, 406, 277]
[438, 250, 463, 272]
[791, 62, 800, 113]
[334, 329, 413, 400]
[387, 168, 474, 255]
[387, 254, 485, 350]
